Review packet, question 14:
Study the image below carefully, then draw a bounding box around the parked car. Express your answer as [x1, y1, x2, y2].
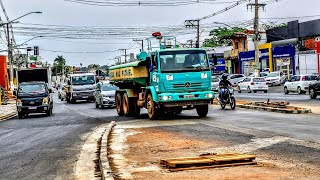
[284, 75, 318, 94]
[211, 76, 220, 92]
[14, 81, 53, 119]
[265, 71, 286, 86]
[227, 74, 246, 85]
[309, 76, 320, 99]
[237, 77, 268, 93]
[58, 83, 67, 100]
[248, 72, 268, 78]
[94, 81, 118, 108]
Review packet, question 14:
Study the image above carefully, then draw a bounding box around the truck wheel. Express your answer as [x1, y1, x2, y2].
[116, 93, 124, 116]
[123, 93, 130, 116]
[147, 94, 157, 120]
[310, 88, 317, 99]
[196, 104, 208, 118]
[18, 112, 24, 119]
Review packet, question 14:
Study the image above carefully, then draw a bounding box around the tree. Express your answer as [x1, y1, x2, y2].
[52, 55, 66, 75]
[87, 64, 100, 70]
[203, 27, 246, 47]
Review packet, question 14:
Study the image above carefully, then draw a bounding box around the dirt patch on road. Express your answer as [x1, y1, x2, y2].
[109, 127, 318, 180]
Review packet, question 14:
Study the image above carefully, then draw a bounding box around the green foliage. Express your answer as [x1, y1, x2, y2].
[87, 64, 100, 70]
[203, 27, 246, 47]
[52, 55, 67, 75]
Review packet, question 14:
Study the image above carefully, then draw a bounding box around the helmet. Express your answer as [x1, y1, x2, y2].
[222, 73, 228, 80]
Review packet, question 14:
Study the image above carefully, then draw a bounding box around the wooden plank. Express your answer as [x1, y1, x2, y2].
[169, 161, 257, 172]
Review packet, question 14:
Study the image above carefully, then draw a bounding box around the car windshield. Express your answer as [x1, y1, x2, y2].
[212, 77, 220, 82]
[18, 84, 47, 95]
[160, 50, 209, 72]
[72, 75, 95, 85]
[102, 84, 118, 91]
[267, 72, 279, 77]
[253, 78, 266, 82]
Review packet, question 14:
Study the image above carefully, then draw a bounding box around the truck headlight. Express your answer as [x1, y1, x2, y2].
[16, 99, 22, 106]
[42, 98, 49, 105]
[73, 93, 77, 97]
[206, 93, 213, 98]
[163, 95, 169, 101]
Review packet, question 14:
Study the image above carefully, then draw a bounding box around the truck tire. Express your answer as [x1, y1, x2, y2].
[147, 94, 157, 120]
[309, 88, 317, 99]
[116, 92, 124, 116]
[196, 104, 208, 118]
[123, 93, 130, 116]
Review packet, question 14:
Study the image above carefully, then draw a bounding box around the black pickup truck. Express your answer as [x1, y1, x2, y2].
[15, 81, 53, 119]
[309, 78, 320, 99]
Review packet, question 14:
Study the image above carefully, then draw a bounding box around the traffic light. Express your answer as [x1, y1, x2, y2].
[34, 46, 39, 55]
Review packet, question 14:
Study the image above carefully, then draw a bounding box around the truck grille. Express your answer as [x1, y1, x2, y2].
[173, 83, 202, 88]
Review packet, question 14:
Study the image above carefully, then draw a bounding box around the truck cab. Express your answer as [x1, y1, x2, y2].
[66, 73, 96, 103]
[15, 81, 53, 119]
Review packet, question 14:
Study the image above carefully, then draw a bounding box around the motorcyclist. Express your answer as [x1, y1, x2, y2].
[219, 74, 232, 102]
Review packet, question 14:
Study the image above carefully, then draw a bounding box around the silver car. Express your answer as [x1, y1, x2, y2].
[94, 81, 118, 109]
[211, 76, 220, 92]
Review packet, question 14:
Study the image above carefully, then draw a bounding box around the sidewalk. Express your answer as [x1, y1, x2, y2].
[0, 102, 17, 121]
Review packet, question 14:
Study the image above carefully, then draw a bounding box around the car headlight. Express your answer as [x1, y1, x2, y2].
[16, 99, 22, 106]
[42, 97, 49, 105]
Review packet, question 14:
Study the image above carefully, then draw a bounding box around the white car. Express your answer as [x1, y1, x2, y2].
[265, 71, 286, 86]
[227, 74, 246, 85]
[284, 74, 319, 94]
[237, 77, 268, 93]
[211, 76, 220, 92]
[94, 81, 118, 108]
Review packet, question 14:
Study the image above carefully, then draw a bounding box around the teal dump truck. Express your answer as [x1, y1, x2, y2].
[109, 35, 214, 119]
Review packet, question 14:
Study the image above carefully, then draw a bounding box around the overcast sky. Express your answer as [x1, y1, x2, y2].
[1, 0, 319, 66]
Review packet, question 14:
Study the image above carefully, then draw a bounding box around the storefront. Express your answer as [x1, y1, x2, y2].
[272, 45, 295, 78]
[239, 49, 269, 76]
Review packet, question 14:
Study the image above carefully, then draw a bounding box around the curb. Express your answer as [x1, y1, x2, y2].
[0, 112, 17, 121]
[99, 121, 116, 180]
[237, 104, 312, 114]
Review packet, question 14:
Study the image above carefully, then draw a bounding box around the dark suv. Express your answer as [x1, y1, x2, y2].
[15, 82, 53, 119]
[309, 77, 320, 99]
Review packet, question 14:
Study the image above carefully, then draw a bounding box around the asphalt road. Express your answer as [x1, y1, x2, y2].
[0, 91, 319, 179]
[0, 94, 122, 180]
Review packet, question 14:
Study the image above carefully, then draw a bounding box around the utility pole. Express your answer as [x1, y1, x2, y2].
[133, 39, 144, 52]
[248, 0, 266, 77]
[6, 24, 14, 91]
[185, 20, 200, 48]
[119, 49, 128, 63]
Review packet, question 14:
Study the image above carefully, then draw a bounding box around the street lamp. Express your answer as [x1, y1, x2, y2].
[5, 11, 42, 91]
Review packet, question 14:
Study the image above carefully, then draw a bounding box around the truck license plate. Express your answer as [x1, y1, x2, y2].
[29, 107, 37, 110]
[184, 95, 195, 99]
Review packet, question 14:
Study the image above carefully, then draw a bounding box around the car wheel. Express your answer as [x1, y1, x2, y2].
[309, 88, 317, 99]
[284, 87, 289, 94]
[253, 90, 257, 93]
[297, 87, 302, 94]
[238, 86, 241, 93]
[247, 86, 252, 93]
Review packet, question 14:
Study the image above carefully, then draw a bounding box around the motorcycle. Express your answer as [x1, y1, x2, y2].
[218, 85, 236, 110]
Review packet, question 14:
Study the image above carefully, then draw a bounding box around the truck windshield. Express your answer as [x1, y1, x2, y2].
[72, 75, 95, 85]
[159, 50, 209, 72]
[18, 84, 47, 95]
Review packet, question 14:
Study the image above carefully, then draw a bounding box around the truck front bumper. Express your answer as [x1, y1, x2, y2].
[156, 91, 214, 107]
[17, 105, 50, 113]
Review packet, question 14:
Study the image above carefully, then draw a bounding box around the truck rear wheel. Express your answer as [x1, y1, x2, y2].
[196, 104, 208, 118]
[147, 94, 157, 120]
[116, 93, 124, 116]
[123, 93, 130, 116]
